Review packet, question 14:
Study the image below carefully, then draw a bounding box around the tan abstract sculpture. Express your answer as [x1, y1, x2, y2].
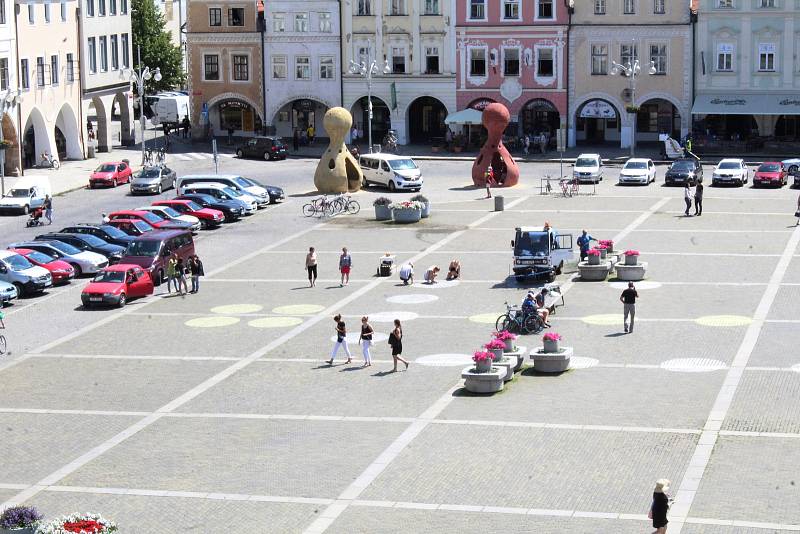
[314, 107, 363, 193]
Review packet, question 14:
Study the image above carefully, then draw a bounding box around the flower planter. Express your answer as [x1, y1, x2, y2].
[598, 248, 607, 260]
[453, 146, 463, 153]
[419, 201, 430, 218]
[543, 339, 559, 353]
[0, 528, 36, 534]
[374, 205, 393, 221]
[588, 255, 600, 266]
[625, 255, 639, 266]
[475, 358, 493, 373]
[489, 348, 504, 361]
[503, 339, 514, 351]
[393, 208, 422, 224]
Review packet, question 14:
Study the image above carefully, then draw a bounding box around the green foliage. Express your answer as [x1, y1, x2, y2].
[131, 0, 185, 92]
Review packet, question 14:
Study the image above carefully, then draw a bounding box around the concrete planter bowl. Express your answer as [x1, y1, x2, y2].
[625, 254, 639, 265]
[393, 208, 422, 223]
[419, 201, 430, 218]
[0, 528, 36, 534]
[374, 204, 393, 221]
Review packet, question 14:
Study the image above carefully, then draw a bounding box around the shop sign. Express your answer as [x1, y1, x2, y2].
[580, 100, 616, 118]
[469, 98, 494, 111]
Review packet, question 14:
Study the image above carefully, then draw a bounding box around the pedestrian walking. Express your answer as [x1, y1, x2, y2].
[795, 192, 800, 226]
[485, 166, 495, 199]
[43, 195, 53, 224]
[523, 134, 530, 155]
[351, 126, 358, 143]
[182, 115, 191, 138]
[189, 255, 204, 293]
[649, 479, 672, 534]
[620, 281, 638, 333]
[307, 125, 315, 145]
[577, 229, 595, 261]
[305, 246, 318, 287]
[339, 247, 352, 286]
[175, 258, 189, 296]
[389, 319, 409, 372]
[539, 132, 547, 154]
[101, 212, 110, 224]
[359, 316, 373, 367]
[227, 127, 234, 145]
[166, 254, 178, 293]
[684, 183, 694, 216]
[694, 180, 703, 216]
[327, 314, 351, 365]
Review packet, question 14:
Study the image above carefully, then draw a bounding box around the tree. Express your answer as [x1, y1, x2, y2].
[131, 0, 185, 92]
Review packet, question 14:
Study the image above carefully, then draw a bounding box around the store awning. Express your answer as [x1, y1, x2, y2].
[692, 94, 800, 115]
[445, 108, 483, 125]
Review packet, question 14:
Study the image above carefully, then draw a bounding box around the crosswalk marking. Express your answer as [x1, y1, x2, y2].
[171, 152, 236, 161]
[187, 152, 207, 160]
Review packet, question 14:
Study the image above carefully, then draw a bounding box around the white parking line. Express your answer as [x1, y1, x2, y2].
[187, 152, 207, 160]
[173, 154, 192, 161]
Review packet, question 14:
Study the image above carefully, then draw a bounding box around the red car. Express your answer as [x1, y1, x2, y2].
[753, 162, 787, 188]
[108, 210, 192, 231]
[11, 247, 75, 284]
[80, 264, 154, 307]
[89, 161, 133, 188]
[106, 218, 155, 236]
[152, 199, 225, 229]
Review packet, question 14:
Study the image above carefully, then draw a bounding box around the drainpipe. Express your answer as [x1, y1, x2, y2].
[338, 0, 343, 109]
[13, 0, 23, 176]
[75, 5, 87, 159]
[564, 0, 573, 152]
[257, 2, 266, 134]
[690, 6, 698, 144]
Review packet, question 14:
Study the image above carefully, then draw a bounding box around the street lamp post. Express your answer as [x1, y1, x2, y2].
[126, 45, 161, 165]
[611, 43, 656, 157]
[349, 39, 390, 154]
[0, 89, 22, 196]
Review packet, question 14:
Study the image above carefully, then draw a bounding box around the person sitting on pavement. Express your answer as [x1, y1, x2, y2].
[521, 292, 536, 318]
[424, 266, 440, 284]
[535, 288, 552, 327]
[446, 260, 461, 280]
[399, 262, 414, 285]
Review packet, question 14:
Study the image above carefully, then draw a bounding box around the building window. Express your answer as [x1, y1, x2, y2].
[424, 0, 439, 15]
[227, 7, 244, 26]
[86, 0, 93, 16]
[758, 43, 775, 71]
[66, 53, 74, 81]
[653, 0, 665, 13]
[209, 7, 221, 26]
[591, 44, 608, 74]
[650, 43, 666, 73]
[716, 0, 732, 6]
[759, 0, 775, 6]
[121, 33, 129, 67]
[502, 0, 519, 19]
[295, 56, 311, 79]
[232, 54, 248, 80]
[620, 43, 637, 65]
[357, 46, 369, 66]
[537, 0, 553, 19]
[392, 47, 406, 73]
[110, 0, 116, 15]
[294, 13, 308, 32]
[390, 0, 405, 15]
[110, 34, 118, 69]
[594, 0, 605, 13]
[121, 0, 127, 14]
[0, 58, 7, 90]
[204, 54, 219, 80]
[504, 48, 520, 76]
[0, 0, 5, 24]
[319, 12, 331, 32]
[425, 46, 439, 74]
[469, 48, 486, 76]
[320, 56, 334, 79]
[28, 3, 34, 23]
[44, 2, 50, 22]
[469, 0, 485, 19]
[98, 0, 105, 15]
[623, 0, 635, 14]
[21, 59, 29, 89]
[272, 13, 284, 31]
[716, 43, 733, 71]
[272, 55, 286, 78]
[87, 37, 96, 73]
[357, 0, 371, 16]
[50, 54, 58, 84]
[537, 48, 554, 77]
[99, 35, 108, 71]
[36, 57, 45, 86]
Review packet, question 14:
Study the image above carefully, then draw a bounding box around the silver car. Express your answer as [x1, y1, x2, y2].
[9, 240, 108, 277]
[130, 166, 177, 195]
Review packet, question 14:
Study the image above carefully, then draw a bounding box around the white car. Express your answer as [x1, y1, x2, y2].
[359, 154, 423, 192]
[712, 158, 749, 186]
[619, 158, 656, 185]
[781, 158, 800, 175]
[136, 205, 201, 232]
[573, 153, 603, 183]
[9, 240, 108, 276]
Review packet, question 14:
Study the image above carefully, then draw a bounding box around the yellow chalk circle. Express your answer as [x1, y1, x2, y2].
[469, 313, 500, 324]
[248, 316, 304, 328]
[210, 304, 263, 315]
[185, 316, 241, 328]
[582, 314, 624, 326]
[272, 304, 326, 315]
[695, 315, 752, 327]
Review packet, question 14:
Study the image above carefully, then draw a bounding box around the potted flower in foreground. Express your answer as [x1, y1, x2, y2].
[390, 200, 424, 223]
[586, 248, 601, 265]
[492, 330, 517, 351]
[0, 506, 42, 534]
[36, 513, 117, 534]
[410, 194, 430, 218]
[542, 332, 562, 353]
[373, 197, 393, 221]
[598, 239, 614, 253]
[624, 249, 640, 265]
[484, 339, 506, 361]
[472, 350, 495, 373]
[595, 244, 608, 260]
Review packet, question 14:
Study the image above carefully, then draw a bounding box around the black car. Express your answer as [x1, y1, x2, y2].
[243, 177, 285, 203]
[60, 224, 136, 248]
[176, 193, 243, 222]
[236, 136, 288, 161]
[665, 158, 703, 186]
[35, 232, 125, 263]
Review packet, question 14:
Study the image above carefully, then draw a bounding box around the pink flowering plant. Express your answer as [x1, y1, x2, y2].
[624, 250, 640, 256]
[595, 244, 607, 250]
[492, 330, 517, 341]
[484, 339, 506, 350]
[586, 249, 601, 256]
[599, 239, 614, 247]
[472, 351, 496, 363]
[542, 332, 562, 342]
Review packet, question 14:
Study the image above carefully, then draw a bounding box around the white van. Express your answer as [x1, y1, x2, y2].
[155, 95, 190, 127]
[0, 176, 52, 214]
[178, 175, 269, 208]
[359, 154, 423, 192]
[572, 154, 603, 183]
[179, 183, 258, 214]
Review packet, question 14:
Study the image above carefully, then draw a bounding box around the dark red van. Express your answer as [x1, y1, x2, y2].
[119, 229, 195, 285]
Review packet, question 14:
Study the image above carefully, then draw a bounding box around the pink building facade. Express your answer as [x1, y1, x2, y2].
[455, 0, 569, 141]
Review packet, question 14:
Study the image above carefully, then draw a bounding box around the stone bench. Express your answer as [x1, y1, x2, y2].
[529, 346, 573, 373]
[461, 366, 505, 393]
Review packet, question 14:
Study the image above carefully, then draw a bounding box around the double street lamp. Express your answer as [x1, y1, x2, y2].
[125, 46, 161, 165]
[611, 48, 656, 157]
[349, 39, 390, 154]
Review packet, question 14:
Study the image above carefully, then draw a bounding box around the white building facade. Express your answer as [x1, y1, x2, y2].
[264, 0, 341, 138]
[341, 0, 456, 146]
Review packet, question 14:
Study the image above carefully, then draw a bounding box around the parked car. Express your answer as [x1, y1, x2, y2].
[59, 224, 136, 248]
[151, 199, 225, 229]
[11, 248, 75, 284]
[35, 232, 125, 263]
[81, 264, 154, 308]
[175, 193, 244, 222]
[358, 154, 423, 192]
[236, 136, 288, 160]
[618, 158, 656, 185]
[236, 177, 285, 204]
[179, 184, 257, 214]
[0, 249, 53, 296]
[712, 158, 749, 186]
[108, 210, 193, 231]
[106, 218, 155, 236]
[0, 176, 50, 215]
[753, 162, 787, 188]
[129, 166, 177, 195]
[89, 161, 133, 188]
[0, 280, 17, 305]
[178, 175, 269, 208]
[572, 154, 603, 183]
[781, 158, 800, 175]
[120, 230, 195, 285]
[8, 240, 108, 276]
[136, 205, 201, 232]
[664, 158, 703, 186]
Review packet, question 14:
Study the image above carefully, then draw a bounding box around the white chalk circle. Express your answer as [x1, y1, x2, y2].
[248, 316, 303, 328]
[185, 316, 241, 328]
[569, 357, 600, 369]
[366, 311, 419, 323]
[386, 294, 439, 304]
[330, 332, 390, 344]
[273, 304, 326, 315]
[210, 304, 263, 315]
[415, 353, 474, 367]
[608, 281, 662, 290]
[661, 358, 727, 373]
[412, 279, 460, 289]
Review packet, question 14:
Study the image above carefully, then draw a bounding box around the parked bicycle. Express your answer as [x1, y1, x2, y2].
[39, 152, 60, 170]
[0, 312, 6, 356]
[145, 147, 167, 166]
[495, 302, 544, 335]
[559, 177, 579, 197]
[382, 130, 398, 152]
[302, 194, 360, 217]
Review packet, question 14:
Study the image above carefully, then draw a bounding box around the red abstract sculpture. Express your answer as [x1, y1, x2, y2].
[471, 103, 520, 187]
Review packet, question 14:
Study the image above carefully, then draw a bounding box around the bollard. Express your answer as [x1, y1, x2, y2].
[494, 195, 504, 211]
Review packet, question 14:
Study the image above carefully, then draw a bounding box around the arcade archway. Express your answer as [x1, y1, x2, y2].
[407, 96, 447, 144]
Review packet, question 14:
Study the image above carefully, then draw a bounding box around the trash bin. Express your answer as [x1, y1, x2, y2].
[87, 145, 95, 159]
[494, 195, 504, 211]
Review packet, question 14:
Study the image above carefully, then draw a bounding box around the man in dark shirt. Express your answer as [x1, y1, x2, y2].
[620, 282, 638, 333]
